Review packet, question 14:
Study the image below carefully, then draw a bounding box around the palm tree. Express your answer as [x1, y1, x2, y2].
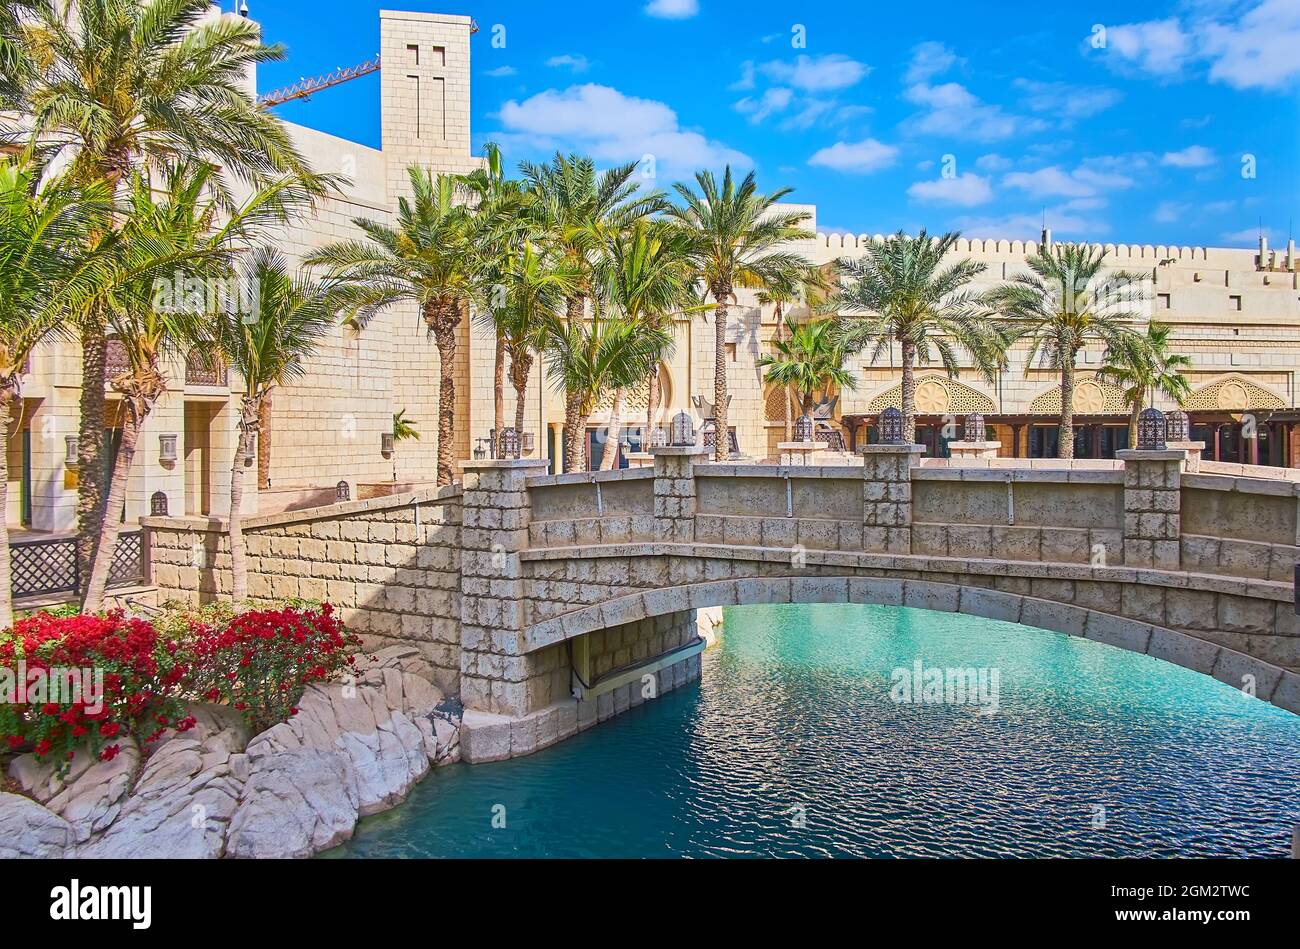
[463, 142, 530, 444]
[833, 230, 1006, 445]
[759, 262, 835, 440]
[595, 219, 702, 468]
[0, 158, 111, 628]
[81, 161, 311, 610]
[669, 167, 813, 460]
[544, 308, 673, 471]
[392, 409, 420, 444]
[0, 0, 42, 113]
[759, 317, 857, 432]
[201, 248, 333, 603]
[986, 244, 1146, 459]
[308, 167, 485, 487]
[21, 0, 317, 585]
[520, 153, 665, 470]
[488, 241, 577, 443]
[1098, 322, 1191, 448]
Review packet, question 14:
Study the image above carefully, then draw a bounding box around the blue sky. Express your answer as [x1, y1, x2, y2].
[251, 0, 1299, 248]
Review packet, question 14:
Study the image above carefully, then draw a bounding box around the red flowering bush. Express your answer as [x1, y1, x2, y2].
[0, 611, 195, 769]
[186, 603, 362, 733]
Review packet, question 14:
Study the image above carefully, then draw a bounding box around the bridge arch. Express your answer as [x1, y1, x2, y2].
[522, 575, 1297, 716]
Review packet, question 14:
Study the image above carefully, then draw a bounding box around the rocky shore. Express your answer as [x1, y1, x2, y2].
[0, 646, 459, 859]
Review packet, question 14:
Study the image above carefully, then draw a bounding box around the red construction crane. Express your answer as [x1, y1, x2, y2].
[256, 20, 478, 109]
[257, 57, 381, 108]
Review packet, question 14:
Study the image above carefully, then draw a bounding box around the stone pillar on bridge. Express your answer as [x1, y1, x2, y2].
[458, 457, 548, 718]
[652, 446, 706, 543]
[1116, 449, 1184, 571]
[861, 444, 925, 554]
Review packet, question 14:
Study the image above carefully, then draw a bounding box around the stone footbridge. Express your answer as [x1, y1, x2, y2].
[146, 444, 1300, 762]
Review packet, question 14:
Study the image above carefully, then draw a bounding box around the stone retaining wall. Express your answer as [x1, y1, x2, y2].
[144, 486, 464, 693]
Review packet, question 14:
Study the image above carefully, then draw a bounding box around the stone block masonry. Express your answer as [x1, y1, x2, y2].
[144, 487, 464, 693]
[1118, 450, 1184, 571]
[861, 445, 925, 554]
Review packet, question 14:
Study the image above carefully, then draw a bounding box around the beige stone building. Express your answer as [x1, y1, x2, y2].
[8, 6, 1300, 540]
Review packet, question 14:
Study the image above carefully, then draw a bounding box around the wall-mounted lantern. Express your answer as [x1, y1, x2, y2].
[1137, 408, 1167, 451]
[150, 491, 169, 516]
[521, 431, 535, 454]
[64, 435, 79, 467]
[380, 431, 395, 458]
[158, 433, 178, 466]
[670, 411, 695, 447]
[879, 407, 905, 445]
[1164, 409, 1190, 443]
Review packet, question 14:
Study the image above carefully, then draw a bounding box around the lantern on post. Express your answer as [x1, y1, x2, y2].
[335, 480, 351, 502]
[670, 411, 695, 447]
[1137, 408, 1167, 450]
[472, 438, 487, 461]
[964, 412, 986, 443]
[879, 407, 905, 445]
[150, 491, 169, 516]
[794, 415, 814, 442]
[498, 427, 521, 460]
[651, 426, 668, 449]
[1164, 409, 1190, 443]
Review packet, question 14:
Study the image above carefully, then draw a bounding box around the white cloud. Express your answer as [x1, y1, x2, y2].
[1222, 226, 1276, 245]
[645, 0, 699, 18]
[1012, 78, 1122, 120]
[975, 153, 1013, 172]
[808, 138, 899, 174]
[1153, 200, 1190, 223]
[1003, 160, 1137, 199]
[1092, 1, 1300, 91]
[760, 54, 870, 92]
[546, 54, 590, 73]
[1102, 19, 1192, 76]
[905, 41, 961, 84]
[731, 61, 756, 91]
[953, 201, 1110, 240]
[907, 172, 993, 207]
[904, 81, 1042, 142]
[485, 66, 517, 78]
[494, 84, 750, 176]
[734, 87, 794, 124]
[1161, 145, 1216, 168]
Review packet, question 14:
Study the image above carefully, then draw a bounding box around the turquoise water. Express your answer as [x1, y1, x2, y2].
[329, 604, 1300, 858]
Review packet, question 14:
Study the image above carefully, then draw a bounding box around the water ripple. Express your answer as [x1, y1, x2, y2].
[327, 604, 1300, 858]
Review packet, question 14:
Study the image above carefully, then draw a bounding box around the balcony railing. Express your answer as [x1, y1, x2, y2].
[185, 351, 228, 387]
[9, 531, 144, 600]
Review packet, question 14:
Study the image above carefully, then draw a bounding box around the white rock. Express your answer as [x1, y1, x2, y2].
[44, 740, 141, 843]
[0, 792, 76, 858]
[225, 748, 360, 859]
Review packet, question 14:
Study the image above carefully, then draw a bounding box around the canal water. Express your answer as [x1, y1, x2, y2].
[327, 603, 1300, 858]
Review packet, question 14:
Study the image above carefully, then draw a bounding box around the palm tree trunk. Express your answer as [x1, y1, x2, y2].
[561, 295, 586, 471]
[900, 338, 917, 444]
[646, 369, 659, 446]
[510, 348, 532, 439]
[426, 300, 460, 486]
[76, 324, 107, 591]
[712, 285, 731, 462]
[563, 389, 585, 473]
[493, 330, 506, 453]
[229, 396, 259, 604]
[1059, 358, 1075, 460]
[81, 406, 142, 613]
[257, 392, 272, 490]
[0, 387, 15, 630]
[1127, 400, 1141, 450]
[600, 388, 626, 470]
